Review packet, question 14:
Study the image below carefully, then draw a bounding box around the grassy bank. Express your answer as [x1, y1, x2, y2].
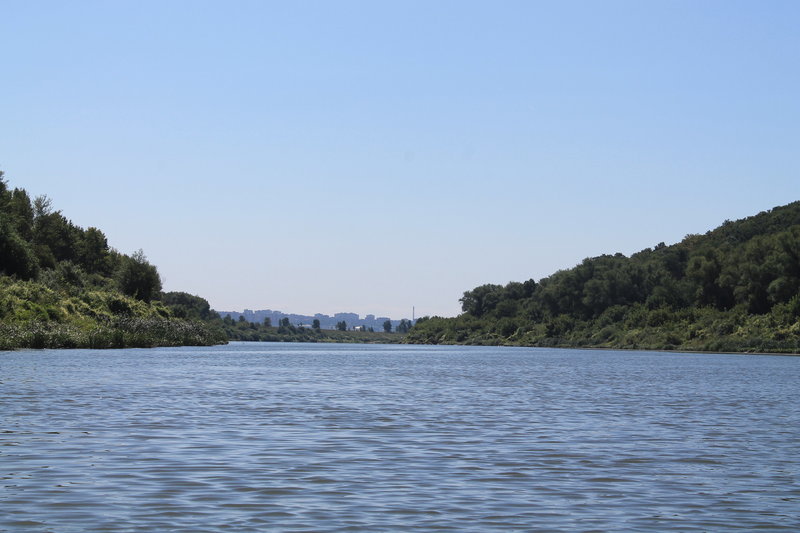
[0, 279, 226, 350]
[0, 175, 227, 350]
[0, 317, 225, 350]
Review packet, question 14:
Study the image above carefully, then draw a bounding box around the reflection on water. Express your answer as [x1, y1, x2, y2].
[2, 343, 799, 531]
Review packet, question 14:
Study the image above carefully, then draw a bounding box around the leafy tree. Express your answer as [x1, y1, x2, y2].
[161, 292, 213, 320]
[8, 188, 34, 240]
[460, 284, 503, 317]
[0, 171, 7, 201]
[280, 317, 290, 327]
[33, 195, 52, 219]
[78, 227, 112, 275]
[383, 319, 392, 332]
[336, 320, 347, 331]
[312, 318, 320, 329]
[397, 319, 412, 333]
[264, 317, 272, 327]
[0, 212, 39, 279]
[32, 197, 82, 267]
[116, 249, 162, 302]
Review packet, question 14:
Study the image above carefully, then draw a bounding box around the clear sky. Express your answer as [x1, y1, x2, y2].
[2, 1, 799, 319]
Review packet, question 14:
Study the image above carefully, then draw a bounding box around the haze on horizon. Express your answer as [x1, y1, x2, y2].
[2, 1, 799, 318]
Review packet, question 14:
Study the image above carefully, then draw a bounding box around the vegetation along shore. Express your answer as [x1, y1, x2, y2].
[0, 171, 406, 350]
[0, 172, 226, 350]
[2, 169, 798, 353]
[407, 201, 800, 354]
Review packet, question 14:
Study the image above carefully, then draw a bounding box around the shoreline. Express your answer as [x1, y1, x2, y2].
[4, 335, 797, 356]
[400, 339, 800, 357]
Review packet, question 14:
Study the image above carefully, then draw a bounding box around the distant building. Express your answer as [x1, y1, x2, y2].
[215, 309, 410, 331]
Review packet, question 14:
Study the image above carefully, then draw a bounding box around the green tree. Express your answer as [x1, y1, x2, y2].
[8, 188, 34, 240]
[161, 292, 213, 320]
[336, 320, 347, 331]
[0, 170, 7, 202]
[460, 284, 503, 317]
[383, 320, 392, 332]
[116, 249, 162, 302]
[263, 317, 272, 328]
[78, 227, 111, 275]
[0, 212, 40, 279]
[312, 318, 320, 329]
[32, 196, 81, 267]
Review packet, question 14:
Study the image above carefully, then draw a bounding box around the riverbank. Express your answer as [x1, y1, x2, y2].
[0, 318, 227, 350]
[402, 336, 800, 355]
[405, 305, 800, 355]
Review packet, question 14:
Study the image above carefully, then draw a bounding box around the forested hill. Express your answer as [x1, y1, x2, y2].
[0, 172, 225, 349]
[407, 201, 800, 353]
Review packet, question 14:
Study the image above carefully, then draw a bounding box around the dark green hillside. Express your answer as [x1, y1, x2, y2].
[407, 202, 800, 353]
[0, 172, 225, 349]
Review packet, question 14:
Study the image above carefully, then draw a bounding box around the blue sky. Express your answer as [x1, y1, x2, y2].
[2, 1, 799, 318]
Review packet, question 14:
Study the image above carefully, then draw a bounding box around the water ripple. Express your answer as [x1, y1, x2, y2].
[1, 343, 799, 531]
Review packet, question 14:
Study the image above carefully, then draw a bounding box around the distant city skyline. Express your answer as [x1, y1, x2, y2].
[217, 309, 414, 330]
[2, 1, 799, 317]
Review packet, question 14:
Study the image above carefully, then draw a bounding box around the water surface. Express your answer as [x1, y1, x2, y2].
[2, 343, 799, 531]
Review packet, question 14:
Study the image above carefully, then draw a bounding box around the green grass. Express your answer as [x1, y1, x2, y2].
[0, 278, 225, 350]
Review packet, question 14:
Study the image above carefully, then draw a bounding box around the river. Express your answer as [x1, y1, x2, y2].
[2, 342, 798, 531]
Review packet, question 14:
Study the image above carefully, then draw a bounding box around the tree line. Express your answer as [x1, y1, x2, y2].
[0, 172, 224, 349]
[0, 173, 162, 302]
[407, 201, 800, 353]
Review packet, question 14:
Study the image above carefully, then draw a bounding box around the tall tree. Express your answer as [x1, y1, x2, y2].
[78, 227, 111, 275]
[0, 212, 39, 279]
[116, 249, 162, 302]
[8, 188, 34, 240]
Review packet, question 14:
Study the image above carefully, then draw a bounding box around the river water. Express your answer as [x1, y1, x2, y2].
[2, 342, 799, 531]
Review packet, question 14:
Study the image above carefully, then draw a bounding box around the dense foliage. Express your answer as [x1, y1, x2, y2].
[0, 172, 225, 349]
[408, 202, 800, 353]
